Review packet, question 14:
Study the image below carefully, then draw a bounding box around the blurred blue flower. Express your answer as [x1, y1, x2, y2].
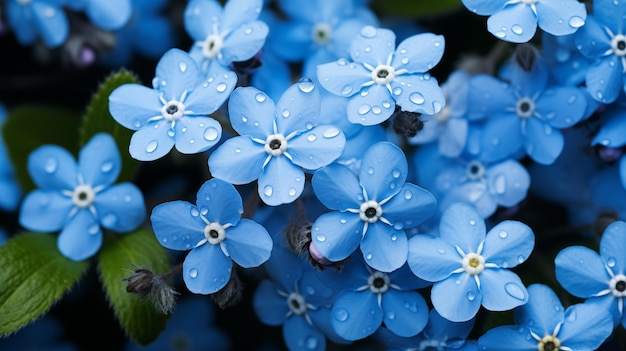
[0, 315, 78, 351]
[555, 220, 626, 328]
[591, 99, 626, 191]
[0, 104, 21, 211]
[310, 141, 436, 272]
[478, 284, 613, 351]
[316, 25, 445, 126]
[65, 0, 132, 31]
[5, 0, 69, 47]
[151, 178, 273, 294]
[208, 79, 346, 206]
[19, 133, 146, 261]
[541, 32, 592, 87]
[109, 48, 235, 161]
[184, 0, 268, 79]
[407, 202, 534, 322]
[461, 0, 586, 43]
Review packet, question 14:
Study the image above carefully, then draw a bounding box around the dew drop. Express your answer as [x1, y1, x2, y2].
[393, 87, 402, 96]
[433, 101, 443, 114]
[297, 77, 315, 93]
[437, 248, 446, 254]
[365, 252, 373, 260]
[372, 106, 382, 114]
[204, 127, 219, 141]
[569, 16, 585, 28]
[409, 92, 425, 104]
[190, 208, 199, 217]
[216, 83, 227, 93]
[102, 213, 118, 227]
[466, 291, 476, 301]
[367, 167, 375, 175]
[392, 169, 401, 178]
[511, 25, 523, 35]
[340, 218, 347, 224]
[146, 140, 158, 153]
[323, 127, 340, 138]
[360, 25, 377, 38]
[358, 104, 371, 115]
[179, 61, 187, 72]
[282, 109, 290, 118]
[469, 219, 476, 226]
[401, 57, 409, 65]
[241, 115, 248, 123]
[498, 230, 508, 239]
[255, 93, 266, 102]
[288, 188, 297, 196]
[316, 234, 326, 242]
[44, 158, 57, 173]
[167, 130, 175, 137]
[337, 58, 348, 66]
[504, 282, 526, 300]
[455, 279, 462, 285]
[263, 185, 273, 196]
[189, 268, 198, 278]
[341, 85, 353, 96]
[494, 174, 506, 194]
[305, 336, 318, 350]
[607, 257, 617, 267]
[404, 190, 413, 200]
[517, 255, 525, 263]
[307, 133, 317, 142]
[88, 224, 100, 235]
[235, 148, 241, 153]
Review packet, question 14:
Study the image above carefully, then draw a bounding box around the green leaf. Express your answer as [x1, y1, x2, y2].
[98, 228, 171, 345]
[0, 233, 89, 336]
[2, 105, 81, 191]
[372, 0, 462, 17]
[80, 69, 141, 183]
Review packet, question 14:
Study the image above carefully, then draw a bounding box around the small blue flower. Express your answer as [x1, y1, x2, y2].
[407, 202, 534, 322]
[477, 284, 614, 351]
[108, 48, 235, 161]
[5, 0, 69, 47]
[208, 78, 346, 206]
[184, 0, 269, 79]
[555, 220, 626, 328]
[65, 0, 132, 31]
[150, 178, 273, 294]
[461, 0, 586, 43]
[316, 25, 446, 126]
[310, 141, 437, 272]
[19, 133, 146, 261]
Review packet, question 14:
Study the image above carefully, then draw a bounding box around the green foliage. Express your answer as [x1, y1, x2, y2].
[372, 0, 462, 17]
[2, 105, 81, 191]
[0, 233, 89, 336]
[80, 69, 141, 183]
[98, 228, 171, 345]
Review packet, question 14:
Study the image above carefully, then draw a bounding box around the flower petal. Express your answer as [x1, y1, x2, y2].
[311, 211, 363, 263]
[438, 202, 485, 255]
[477, 325, 538, 351]
[208, 136, 267, 184]
[311, 163, 362, 211]
[431, 273, 482, 322]
[183, 0, 222, 41]
[482, 220, 534, 269]
[275, 79, 321, 135]
[57, 209, 101, 261]
[360, 222, 407, 272]
[479, 269, 528, 312]
[220, 0, 263, 32]
[223, 219, 272, 268]
[183, 72, 236, 114]
[557, 303, 614, 350]
[487, 4, 537, 43]
[108, 84, 162, 130]
[524, 117, 564, 165]
[350, 26, 395, 67]
[221, 20, 268, 63]
[585, 56, 623, 104]
[382, 290, 428, 337]
[174, 116, 222, 154]
[183, 243, 233, 294]
[331, 290, 382, 341]
[487, 160, 531, 208]
[359, 142, 406, 201]
[287, 125, 345, 170]
[392, 33, 444, 74]
[460, 0, 507, 16]
[535, 87, 586, 128]
[84, 0, 131, 30]
[316, 59, 372, 98]
[346, 84, 395, 125]
[258, 156, 305, 206]
[78, 133, 121, 188]
[381, 183, 436, 229]
[283, 315, 326, 351]
[151, 201, 205, 251]
[31, 1, 69, 47]
[154, 48, 202, 100]
[196, 179, 242, 225]
[28, 144, 77, 190]
[19, 190, 73, 232]
[554, 246, 610, 297]
[600, 221, 626, 274]
[94, 183, 145, 232]
[480, 113, 524, 163]
[514, 284, 564, 337]
[129, 121, 175, 161]
[407, 234, 461, 282]
[252, 280, 288, 326]
[228, 86, 275, 139]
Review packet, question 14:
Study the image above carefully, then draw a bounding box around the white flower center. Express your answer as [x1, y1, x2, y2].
[359, 200, 382, 223]
[72, 184, 96, 208]
[609, 274, 626, 297]
[537, 334, 561, 351]
[516, 97, 535, 118]
[161, 100, 185, 121]
[521, 0, 538, 4]
[264, 134, 288, 156]
[371, 65, 396, 85]
[287, 292, 308, 315]
[367, 271, 390, 294]
[611, 34, 626, 57]
[312, 22, 332, 45]
[462, 252, 485, 275]
[202, 33, 224, 60]
[203, 222, 226, 245]
[465, 160, 486, 181]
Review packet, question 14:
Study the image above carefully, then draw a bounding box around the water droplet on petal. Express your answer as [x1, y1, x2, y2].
[263, 185, 273, 197]
[607, 257, 617, 267]
[190, 208, 199, 217]
[365, 252, 373, 260]
[367, 167, 374, 175]
[146, 140, 158, 153]
[216, 83, 227, 93]
[282, 109, 290, 118]
[45, 158, 57, 173]
[334, 308, 349, 322]
[323, 127, 340, 138]
[511, 25, 523, 35]
[341, 85, 353, 96]
[517, 255, 525, 263]
[569, 16, 585, 28]
[179, 61, 187, 72]
[297, 77, 315, 93]
[437, 248, 446, 254]
[409, 92, 425, 104]
[360, 25, 377, 38]
[316, 234, 326, 242]
[498, 230, 508, 238]
[504, 282, 526, 300]
[404, 190, 413, 200]
[340, 218, 347, 224]
[255, 93, 266, 102]
[305, 336, 318, 350]
[358, 104, 371, 115]
[102, 213, 118, 227]
[469, 219, 476, 226]
[466, 291, 476, 301]
[204, 127, 219, 141]
[88, 224, 100, 235]
[189, 268, 198, 278]
[288, 188, 297, 196]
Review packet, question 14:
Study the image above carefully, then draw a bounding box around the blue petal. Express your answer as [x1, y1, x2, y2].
[28, 144, 77, 190]
[78, 133, 120, 188]
[536, 87, 586, 128]
[221, 0, 263, 32]
[407, 234, 460, 282]
[487, 4, 537, 43]
[346, 84, 395, 125]
[438, 203, 485, 255]
[6, 2, 36, 45]
[150, 201, 205, 251]
[258, 156, 305, 206]
[600, 221, 626, 274]
[19, 190, 73, 232]
[183, 0, 222, 41]
[283, 315, 326, 351]
[183, 243, 233, 294]
[479, 269, 528, 311]
[316, 60, 371, 97]
[574, 16, 611, 60]
[174, 116, 222, 154]
[263, 245, 304, 290]
[252, 280, 288, 326]
[554, 246, 610, 297]
[381, 183, 436, 229]
[94, 183, 145, 232]
[389, 264, 432, 291]
[287, 125, 345, 170]
[268, 22, 311, 62]
[424, 309, 476, 342]
[393, 74, 445, 115]
[460, 0, 507, 15]
[465, 75, 515, 120]
[360, 222, 407, 272]
[85, 0, 131, 30]
[311, 163, 362, 211]
[58, 209, 101, 261]
[31, 1, 69, 47]
[223, 219, 272, 268]
[359, 142, 406, 201]
[382, 290, 428, 337]
[536, 0, 586, 36]
[183, 73, 236, 114]
[275, 79, 321, 135]
[221, 20, 268, 63]
[480, 113, 524, 163]
[431, 273, 482, 322]
[514, 284, 564, 337]
[108, 84, 162, 130]
[592, 106, 626, 147]
[311, 211, 363, 262]
[557, 303, 614, 350]
[585, 56, 623, 103]
[487, 160, 530, 207]
[349, 26, 395, 67]
[129, 121, 175, 161]
[482, 220, 534, 269]
[208, 136, 266, 184]
[439, 118, 469, 157]
[477, 325, 537, 351]
[392, 33, 445, 74]
[331, 290, 382, 341]
[154, 49, 203, 100]
[524, 117, 564, 165]
[196, 179, 242, 225]
[228, 86, 275, 139]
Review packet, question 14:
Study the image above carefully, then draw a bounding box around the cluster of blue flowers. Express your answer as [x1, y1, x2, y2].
[4, 0, 626, 350]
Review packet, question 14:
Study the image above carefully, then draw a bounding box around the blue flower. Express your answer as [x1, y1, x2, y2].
[316, 25, 445, 126]
[310, 141, 437, 272]
[64, 0, 132, 31]
[0, 104, 21, 211]
[5, 0, 69, 47]
[208, 78, 346, 206]
[108, 48, 235, 161]
[477, 284, 614, 351]
[184, 0, 268, 79]
[150, 178, 273, 294]
[18, 133, 146, 261]
[591, 99, 626, 191]
[555, 220, 626, 328]
[407, 202, 534, 322]
[461, 0, 586, 43]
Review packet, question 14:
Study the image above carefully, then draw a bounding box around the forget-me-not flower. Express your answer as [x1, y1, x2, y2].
[150, 178, 273, 294]
[184, 0, 268, 79]
[316, 25, 445, 126]
[5, 0, 69, 47]
[477, 284, 613, 351]
[108, 48, 235, 161]
[460, 0, 586, 43]
[19, 133, 146, 261]
[208, 78, 346, 206]
[408, 202, 534, 322]
[555, 220, 626, 328]
[310, 141, 437, 273]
